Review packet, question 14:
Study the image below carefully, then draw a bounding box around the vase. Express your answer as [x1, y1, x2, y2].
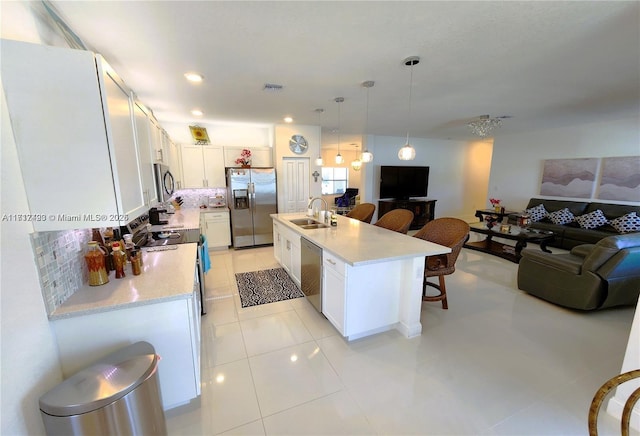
[494, 205, 501, 213]
[241, 164, 250, 169]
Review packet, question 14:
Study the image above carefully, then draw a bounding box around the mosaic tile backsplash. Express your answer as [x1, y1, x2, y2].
[170, 188, 227, 208]
[31, 229, 91, 315]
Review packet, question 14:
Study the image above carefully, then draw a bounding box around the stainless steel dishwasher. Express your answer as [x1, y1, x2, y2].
[301, 237, 323, 312]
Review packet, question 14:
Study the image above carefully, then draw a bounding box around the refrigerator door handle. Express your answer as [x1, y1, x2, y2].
[248, 183, 255, 209]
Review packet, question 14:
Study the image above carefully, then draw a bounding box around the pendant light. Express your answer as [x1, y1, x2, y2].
[334, 97, 344, 164]
[314, 108, 324, 166]
[398, 56, 419, 161]
[351, 144, 362, 171]
[361, 81, 374, 163]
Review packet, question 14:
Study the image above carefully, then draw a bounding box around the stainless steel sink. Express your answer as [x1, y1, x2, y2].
[289, 218, 329, 229]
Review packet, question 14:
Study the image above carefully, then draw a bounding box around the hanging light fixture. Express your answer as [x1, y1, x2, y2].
[334, 97, 344, 164]
[467, 115, 507, 138]
[361, 81, 374, 163]
[351, 144, 362, 171]
[398, 56, 419, 161]
[314, 108, 324, 166]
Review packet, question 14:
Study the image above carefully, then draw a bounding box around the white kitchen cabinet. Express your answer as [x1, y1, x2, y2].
[323, 252, 346, 335]
[274, 223, 301, 287]
[51, 294, 201, 410]
[169, 140, 183, 189]
[1, 39, 152, 229]
[224, 146, 273, 168]
[181, 145, 226, 188]
[273, 222, 282, 264]
[201, 210, 231, 249]
[132, 99, 158, 208]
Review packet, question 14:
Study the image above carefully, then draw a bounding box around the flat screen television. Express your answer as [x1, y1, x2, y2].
[379, 166, 429, 200]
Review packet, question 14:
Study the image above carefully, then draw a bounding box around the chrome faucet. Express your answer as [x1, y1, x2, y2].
[308, 197, 329, 223]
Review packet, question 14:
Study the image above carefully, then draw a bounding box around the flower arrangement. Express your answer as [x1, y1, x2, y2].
[235, 148, 252, 166]
[489, 198, 501, 207]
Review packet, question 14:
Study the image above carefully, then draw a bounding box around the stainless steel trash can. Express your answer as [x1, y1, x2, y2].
[39, 341, 167, 436]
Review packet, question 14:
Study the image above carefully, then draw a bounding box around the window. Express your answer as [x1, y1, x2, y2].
[321, 167, 348, 195]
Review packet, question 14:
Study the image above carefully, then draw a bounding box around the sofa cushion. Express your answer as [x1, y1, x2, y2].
[526, 204, 547, 222]
[547, 208, 575, 225]
[586, 202, 640, 221]
[575, 209, 608, 229]
[527, 198, 589, 216]
[610, 212, 640, 234]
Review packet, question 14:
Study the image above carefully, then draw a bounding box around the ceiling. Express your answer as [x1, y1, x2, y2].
[48, 1, 639, 146]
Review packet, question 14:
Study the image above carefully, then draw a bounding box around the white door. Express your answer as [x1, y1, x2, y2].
[282, 158, 309, 213]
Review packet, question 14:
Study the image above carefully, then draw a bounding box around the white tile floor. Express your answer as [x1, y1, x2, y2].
[166, 245, 637, 435]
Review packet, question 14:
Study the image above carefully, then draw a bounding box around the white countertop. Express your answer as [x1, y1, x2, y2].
[272, 213, 450, 266]
[150, 207, 229, 232]
[49, 243, 197, 320]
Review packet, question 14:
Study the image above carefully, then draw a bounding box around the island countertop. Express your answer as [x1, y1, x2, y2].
[271, 213, 450, 266]
[49, 243, 197, 320]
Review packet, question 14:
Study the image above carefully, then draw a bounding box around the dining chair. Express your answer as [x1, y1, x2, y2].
[373, 209, 414, 234]
[413, 217, 470, 309]
[346, 203, 376, 224]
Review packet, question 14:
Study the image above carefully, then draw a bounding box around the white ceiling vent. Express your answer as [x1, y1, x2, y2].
[263, 83, 284, 92]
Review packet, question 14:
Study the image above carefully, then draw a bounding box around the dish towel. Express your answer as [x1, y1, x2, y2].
[200, 234, 211, 273]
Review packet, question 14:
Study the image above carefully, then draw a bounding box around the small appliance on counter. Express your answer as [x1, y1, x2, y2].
[208, 195, 226, 208]
[149, 207, 168, 225]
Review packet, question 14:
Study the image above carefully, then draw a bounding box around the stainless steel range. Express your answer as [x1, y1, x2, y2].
[124, 214, 206, 315]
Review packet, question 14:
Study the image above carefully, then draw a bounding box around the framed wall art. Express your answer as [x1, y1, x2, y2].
[597, 156, 640, 202]
[540, 158, 598, 198]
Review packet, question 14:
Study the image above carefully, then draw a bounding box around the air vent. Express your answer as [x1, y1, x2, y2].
[263, 83, 284, 91]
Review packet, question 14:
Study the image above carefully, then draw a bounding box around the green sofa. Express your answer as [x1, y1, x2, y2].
[517, 233, 640, 310]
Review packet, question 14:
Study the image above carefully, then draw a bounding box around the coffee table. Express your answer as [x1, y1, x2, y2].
[464, 222, 555, 263]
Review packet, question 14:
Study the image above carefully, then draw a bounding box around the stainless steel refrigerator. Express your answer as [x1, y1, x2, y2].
[227, 167, 277, 248]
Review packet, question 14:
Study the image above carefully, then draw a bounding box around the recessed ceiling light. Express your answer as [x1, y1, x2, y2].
[184, 72, 203, 83]
[283, 116, 293, 123]
[191, 109, 203, 116]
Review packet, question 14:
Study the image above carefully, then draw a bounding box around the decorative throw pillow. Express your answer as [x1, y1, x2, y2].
[610, 212, 640, 234]
[525, 204, 547, 222]
[575, 209, 608, 230]
[547, 208, 575, 225]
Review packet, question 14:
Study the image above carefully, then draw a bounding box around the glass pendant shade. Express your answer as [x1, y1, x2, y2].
[398, 143, 416, 161]
[335, 153, 344, 164]
[398, 56, 419, 161]
[361, 150, 373, 163]
[351, 159, 362, 171]
[315, 156, 324, 166]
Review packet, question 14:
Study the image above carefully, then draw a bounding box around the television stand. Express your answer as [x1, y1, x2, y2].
[378, 199, 437, 230]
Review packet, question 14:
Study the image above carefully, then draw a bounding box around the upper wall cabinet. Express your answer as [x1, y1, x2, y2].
[223, 146, 273, 168]
[1, 39, 151, 230]
[132, 99, 159, 208]
[180, 145, 226, 188]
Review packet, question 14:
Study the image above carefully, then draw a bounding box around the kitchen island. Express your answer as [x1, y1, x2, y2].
[49, 243, 200, 410]
[272, 213, 450, 340]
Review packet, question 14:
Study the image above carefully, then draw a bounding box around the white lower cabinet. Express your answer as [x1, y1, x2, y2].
[273, 222, 301, 287]
[322, 252, 346, 335]
[51, 295, 201, 410]
[322, 249, 403, 340]
[201, 210, 231, 249]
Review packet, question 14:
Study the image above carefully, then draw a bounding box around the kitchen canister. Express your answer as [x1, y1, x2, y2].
[85, 242, 109, 286]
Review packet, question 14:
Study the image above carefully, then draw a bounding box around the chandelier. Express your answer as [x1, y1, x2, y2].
[467, 115, 504, 138]
[398, 56, 420, 161]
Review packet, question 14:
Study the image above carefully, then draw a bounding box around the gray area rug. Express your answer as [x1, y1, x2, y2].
[236, 268, 304, 308]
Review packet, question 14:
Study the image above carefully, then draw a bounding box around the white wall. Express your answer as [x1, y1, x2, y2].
[358, 135, 492, 222]
[488, 116, 640, 211]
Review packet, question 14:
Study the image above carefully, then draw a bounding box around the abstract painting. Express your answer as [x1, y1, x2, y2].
[540, 158, 598, 198]
[597, 156, 640, 202]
